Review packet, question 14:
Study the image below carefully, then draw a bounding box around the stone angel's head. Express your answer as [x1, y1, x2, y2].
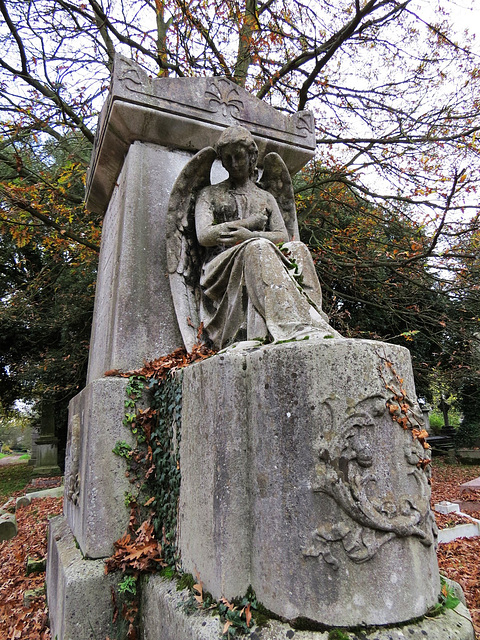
[215, 125, 259, 180]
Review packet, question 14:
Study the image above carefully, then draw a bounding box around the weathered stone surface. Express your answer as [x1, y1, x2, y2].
[179, 347, 251, 598]
[141, 575, 474, 640]
[179, 338, 440, 627]
[16, 495, 31, 508]
[46, 516, 118, 640]
[0, 511, 17, 540]
[64, 376, 135, 558]
[141, 576, 225, 640]
[86, 142, 186, 381]
[86, 56, 315, 215]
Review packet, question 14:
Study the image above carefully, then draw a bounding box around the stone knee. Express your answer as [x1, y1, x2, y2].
[241, 237, 277, 259]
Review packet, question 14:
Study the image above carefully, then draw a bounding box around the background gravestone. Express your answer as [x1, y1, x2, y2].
[32, 400, 61, 477]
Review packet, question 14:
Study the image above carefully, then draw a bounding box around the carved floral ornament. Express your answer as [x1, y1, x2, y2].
[205, 79, 245, 118]
[116, 61, 246, 121]
[111, 59, 314, 147]
[302, 359, 437, 570]
[117, 58, 145, 90]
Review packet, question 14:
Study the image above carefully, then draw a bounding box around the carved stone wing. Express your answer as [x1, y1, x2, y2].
[166, 147, 217, 351]
[259, 152, 299, 241]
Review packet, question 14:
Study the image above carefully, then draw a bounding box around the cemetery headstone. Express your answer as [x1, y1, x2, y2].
[32, 400, 61, 477]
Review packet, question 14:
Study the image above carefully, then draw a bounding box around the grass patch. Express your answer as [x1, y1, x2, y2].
[0, 464, 34, 504]
[18, 454, 30, 461]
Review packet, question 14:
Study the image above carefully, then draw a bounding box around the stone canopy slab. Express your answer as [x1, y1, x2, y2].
[86, 55, 316, 215]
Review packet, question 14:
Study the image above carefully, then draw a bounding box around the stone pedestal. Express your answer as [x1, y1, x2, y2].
[32, 436, 60, 476]
[179, 339, 440, 627]
[140, 575, 474, 640]
[45, 55, 470, 640]
[63, 377, 135, 558]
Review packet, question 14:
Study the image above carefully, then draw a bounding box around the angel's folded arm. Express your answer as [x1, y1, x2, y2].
[195, 190, 231, 247]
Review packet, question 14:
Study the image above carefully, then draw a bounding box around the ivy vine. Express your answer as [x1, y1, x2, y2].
[147, 373, 183, 567]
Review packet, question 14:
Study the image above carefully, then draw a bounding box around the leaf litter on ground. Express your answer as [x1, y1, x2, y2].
[0, 495, 62, 639]
[1, 461, 480, 638]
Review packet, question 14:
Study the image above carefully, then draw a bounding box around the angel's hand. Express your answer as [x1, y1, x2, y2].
[218, 226, 254, 246]
[243, 209, 269, 230]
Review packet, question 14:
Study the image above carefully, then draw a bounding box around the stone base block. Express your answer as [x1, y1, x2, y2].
[179, 339, 440, 627]
[46, 515, 118, 640]
[64, 376, 135, 558]
[141, 575, 474, 640]
[32, 465, 62, 478]
[141, 576, 225, 640]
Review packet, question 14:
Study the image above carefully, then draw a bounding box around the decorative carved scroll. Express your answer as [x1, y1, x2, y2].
[65, 414, 81, 505]
[302, 390, 437, 569]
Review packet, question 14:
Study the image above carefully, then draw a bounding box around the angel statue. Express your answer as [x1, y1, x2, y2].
[166, 125, 341, 351]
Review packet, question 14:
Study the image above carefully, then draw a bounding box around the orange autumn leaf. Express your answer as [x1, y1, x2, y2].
[219, 597, 234, 610]
[245, 602, 252, 627]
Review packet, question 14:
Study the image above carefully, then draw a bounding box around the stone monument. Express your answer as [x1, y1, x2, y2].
[46, 55, 473, 639]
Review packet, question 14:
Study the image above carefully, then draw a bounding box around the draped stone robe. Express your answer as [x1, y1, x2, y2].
[195, 181, 340, 349]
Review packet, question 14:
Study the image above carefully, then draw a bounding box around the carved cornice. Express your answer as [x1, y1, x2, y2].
[86, 55, 316, 215]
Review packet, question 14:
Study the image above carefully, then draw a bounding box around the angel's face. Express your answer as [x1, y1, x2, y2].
[220, 143, 251, 182]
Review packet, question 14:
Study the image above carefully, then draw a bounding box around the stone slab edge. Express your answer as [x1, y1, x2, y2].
[26, 485, 64, 500]
[434, 502, 480, 543]
[438, 522, 480, 543]
[86, 55, 316, 214]
[15, 486, 64, 509]
[46, 515, 118, 640]
[142, 575, 474, 640]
